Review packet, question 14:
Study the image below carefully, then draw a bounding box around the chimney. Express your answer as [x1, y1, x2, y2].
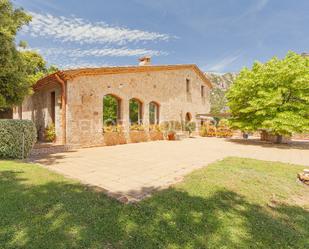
[139, 56, 151, 66]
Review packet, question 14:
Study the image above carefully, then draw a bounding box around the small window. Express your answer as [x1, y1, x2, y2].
[186, 79, 190, 93]
[201, 85, 205, 97]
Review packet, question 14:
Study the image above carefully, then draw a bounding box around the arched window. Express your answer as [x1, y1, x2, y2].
[129, 98, 143, 124]
[149, 101, 159, 124]
[103, 94, 121, 126]
[185, 112, 192, 122]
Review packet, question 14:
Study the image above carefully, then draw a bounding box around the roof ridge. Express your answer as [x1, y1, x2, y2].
[35, 64, 213, 89]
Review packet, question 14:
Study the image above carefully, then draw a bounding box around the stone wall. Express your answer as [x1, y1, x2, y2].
[13, 85, 63, 143]
[66, 68, 211, 146]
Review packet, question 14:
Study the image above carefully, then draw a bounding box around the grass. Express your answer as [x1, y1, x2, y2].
[0, 157, 308, 249]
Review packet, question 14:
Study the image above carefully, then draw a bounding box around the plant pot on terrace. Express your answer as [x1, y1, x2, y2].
[45, 124, 56, 143]
[104, 132, 126, 146]
[129, 124, 148, 143]
[103, 125, 126, 146]
[167, 130, 176, 141]
[149, 131, 164, 141]
[129, 130, 148, 143]
[149, 125, 164, 141]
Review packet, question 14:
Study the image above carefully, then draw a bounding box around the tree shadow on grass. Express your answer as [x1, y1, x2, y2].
[0, 170, 308, 249]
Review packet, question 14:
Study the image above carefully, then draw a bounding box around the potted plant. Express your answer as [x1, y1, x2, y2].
[129, 124, 148, 143]
[167, 129, 176, 141]
[103, 125, 126, 146]
[185, 121, 196, 137]
[45, 123, 56, 142]
[149, 124, 164, 141]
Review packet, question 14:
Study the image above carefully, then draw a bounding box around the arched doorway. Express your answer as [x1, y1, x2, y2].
[185, 112, 192, 122]
[129, 98, 143, 124]
[149, 101, 159, 125]
[103, 94, 121, 126]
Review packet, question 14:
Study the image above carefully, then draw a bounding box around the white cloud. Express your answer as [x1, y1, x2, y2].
[59, 61, 110, 69]
[39, 47, 167, 58]
[36, 47, 168, 57]
[20, 46, 167, 69]
[207, 53, 241, 73]
[22, 12, 171, 45]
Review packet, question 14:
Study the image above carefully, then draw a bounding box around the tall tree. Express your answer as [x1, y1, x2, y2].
[0, 0, 31, 107]
[227, 52, 309, 139]
[0, 0, 56, 108]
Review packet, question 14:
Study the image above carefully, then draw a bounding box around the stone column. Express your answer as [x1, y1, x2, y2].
[143, 101, 149, 127]
[121, 97, 130, 134]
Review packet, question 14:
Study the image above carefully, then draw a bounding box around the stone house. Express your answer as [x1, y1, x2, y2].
[13, 58, 212, 147]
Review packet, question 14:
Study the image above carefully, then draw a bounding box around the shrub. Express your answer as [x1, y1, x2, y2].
[45, 123, 56, 142]
[149, 124, 161, 132]
[103, 125, 123, 133]
[200, 124, 217, 137]
[0, 119, 37, 159]
[185, 121, 196, 136]
[216, 119, 233, 138]
[216, 127, 233, 138]
[160, 121, 182, 132]
[130, 124, 145, 131]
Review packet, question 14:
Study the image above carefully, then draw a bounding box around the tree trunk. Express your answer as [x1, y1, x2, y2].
[275, 134, 283, 144]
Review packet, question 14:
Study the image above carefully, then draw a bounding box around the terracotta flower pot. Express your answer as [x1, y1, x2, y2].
[167, 133, 176, 141]
[104, 132, 126, 146]
[129, 131, 148, 143]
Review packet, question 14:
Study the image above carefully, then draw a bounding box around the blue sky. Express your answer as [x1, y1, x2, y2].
[14, 0, 309, 72]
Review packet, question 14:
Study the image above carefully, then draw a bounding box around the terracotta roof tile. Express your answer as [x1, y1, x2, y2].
[34, 64, 213, 90]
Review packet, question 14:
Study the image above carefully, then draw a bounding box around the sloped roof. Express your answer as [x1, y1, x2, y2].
[34, 64, 213, 90]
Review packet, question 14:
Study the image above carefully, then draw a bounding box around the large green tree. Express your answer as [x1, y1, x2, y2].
[227, 52, 309, 137]
[0, 0, 31, 107]
[0, 0, 55, 108]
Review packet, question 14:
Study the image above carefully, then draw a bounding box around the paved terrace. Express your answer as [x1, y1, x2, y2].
[30, 137, 309, 202]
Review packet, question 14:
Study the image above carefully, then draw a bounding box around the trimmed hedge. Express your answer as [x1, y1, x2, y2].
[0, 119, 37, 159]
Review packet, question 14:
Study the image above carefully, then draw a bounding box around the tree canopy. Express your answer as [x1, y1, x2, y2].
[0, 0, 56, 108]
[226, 51, 309, 136]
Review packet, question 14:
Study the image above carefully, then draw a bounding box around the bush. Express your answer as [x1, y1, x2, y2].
[103, 125, 123, 133]
[130, 124, 145, 131]
[45, 123, 56, 142]
[0, 119, 37, 159]
[185, 121, 196, 135]
[160, 121, 182, 132]
[149, 124, 161, 132]
[216, 119, 233, 138]
[200, 124, 217, 137]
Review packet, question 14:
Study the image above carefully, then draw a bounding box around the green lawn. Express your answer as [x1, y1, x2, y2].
[0, 158, 308, 249]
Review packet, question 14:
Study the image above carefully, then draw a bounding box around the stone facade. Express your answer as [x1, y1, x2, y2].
[13, 85, 63, 143]
[14, 65, 212, 147]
